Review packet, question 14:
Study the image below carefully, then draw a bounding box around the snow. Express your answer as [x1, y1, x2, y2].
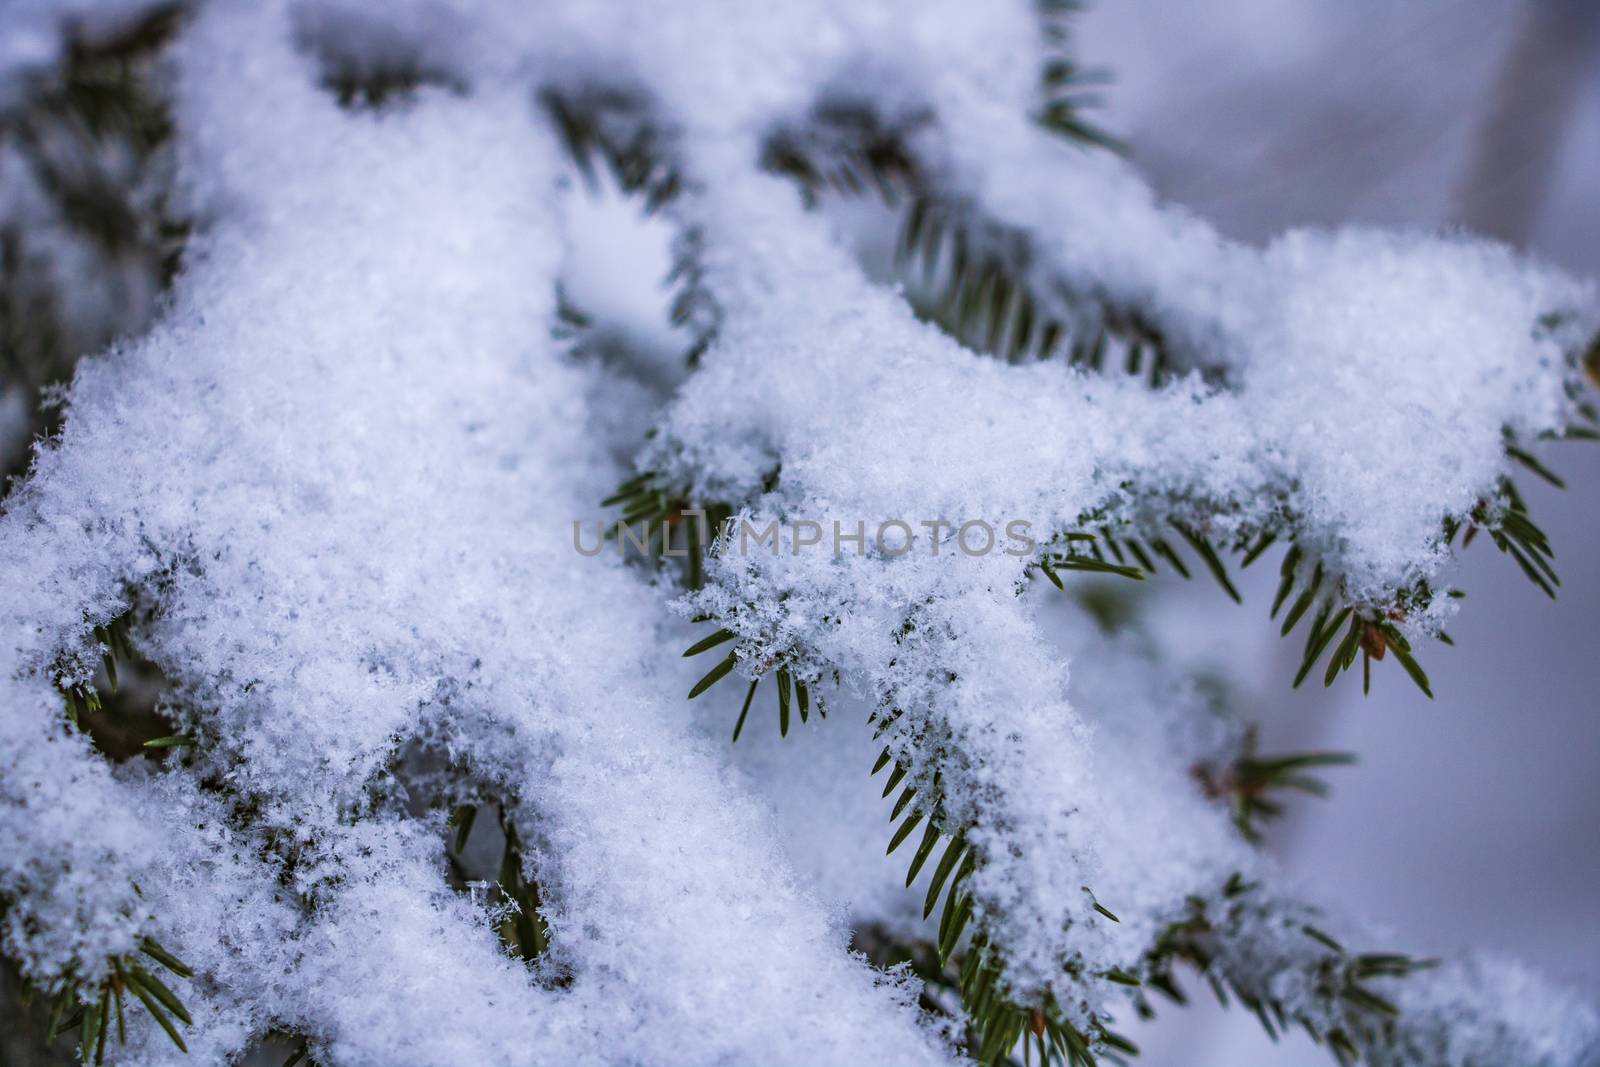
[0, 0, 1595, 1064]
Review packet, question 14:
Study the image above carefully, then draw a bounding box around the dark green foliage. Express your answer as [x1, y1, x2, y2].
[1170, 523, 1241, 603]
[542, 87, 684, 210]
[497, 816, 550, 961]
[541, 86, 717, 369]
[761, 100, 925, 208]
[681, 621, 826, 739]
[3, 5, 183, 245]
[600, 471, 737, 590]
[1195, 734, 1356, 843]
[852, 924, 1131, 1067]
[868, 744, 1140, 1066]
[1453, 471, 1563, 602]
[1034, 0, 1125, 154]
[51, 612, 184, 758]
[447, 803, 551, 963]
[0, 3, 188, 485]
[895, 199, 1178, 382]
[1033, 520, 1245, 595]
[294, 17, 465, 110]
[870, 742, 965, 945]
[754, 52, 1176, 387]
[8, 605, 197, 1064]
[687, 652, 737, 700]
[23, 936, 197, 1064]
[1267, 549, 1439, 699]
[1135, 877, 1436, 1066]
[1043, 523, 1424, 699]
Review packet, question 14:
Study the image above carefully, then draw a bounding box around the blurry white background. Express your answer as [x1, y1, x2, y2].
[1075, 2, 1600, 1062]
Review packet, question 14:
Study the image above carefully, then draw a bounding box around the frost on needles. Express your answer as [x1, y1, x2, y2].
[0, 2, 1597, 1066]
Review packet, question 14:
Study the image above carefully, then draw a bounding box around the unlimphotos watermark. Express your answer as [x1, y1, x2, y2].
[572, 512, 1038, 559]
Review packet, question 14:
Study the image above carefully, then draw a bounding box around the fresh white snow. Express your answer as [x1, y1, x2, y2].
[1, 1, 1595, 1064]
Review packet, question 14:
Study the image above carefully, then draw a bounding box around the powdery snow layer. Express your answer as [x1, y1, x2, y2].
[0, 1, 1596, 1065]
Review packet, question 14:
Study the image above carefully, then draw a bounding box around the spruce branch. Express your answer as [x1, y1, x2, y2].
[0, 1, 188, 481]
[22, 933, 196, 1063]
[759, 100, 1176, 381]
[1194, 731, 1357, 844]
[447, 801, 555, 966]
[2, 3, 1595, 1064]
[540, 87, 719, 367]
[1132, 876, 1443, 1066]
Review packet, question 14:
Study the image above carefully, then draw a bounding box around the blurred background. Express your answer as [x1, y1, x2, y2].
[1073, 1, 1600, 1063]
